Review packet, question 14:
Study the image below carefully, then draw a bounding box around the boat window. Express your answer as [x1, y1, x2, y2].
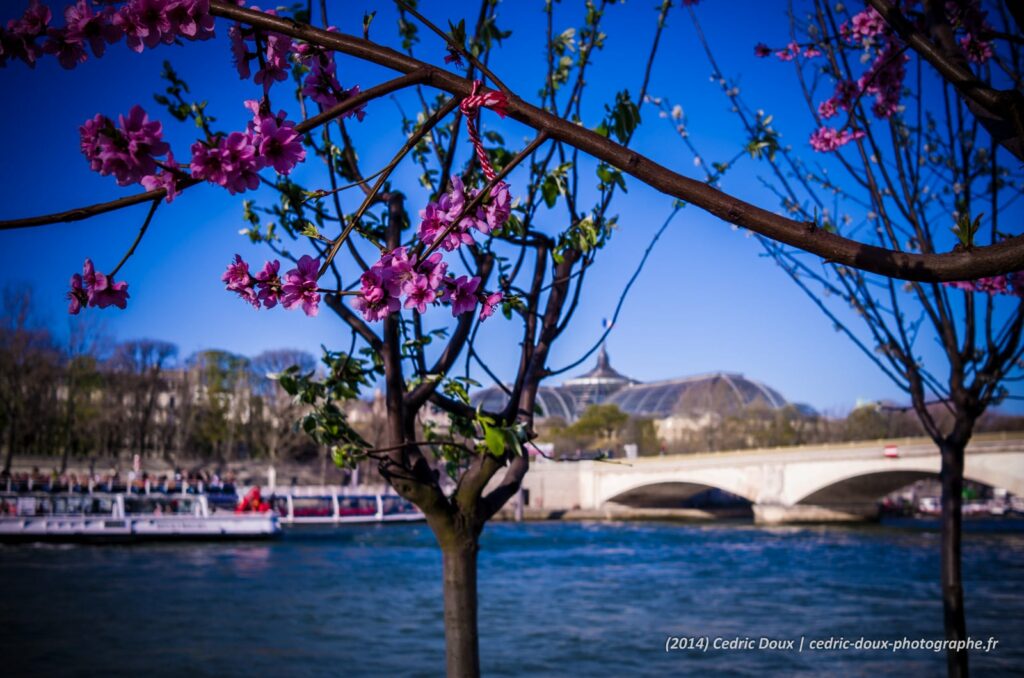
[292, 497, 334, 517]
[124, 497, 195, 515]
[338, 496, 377, 516]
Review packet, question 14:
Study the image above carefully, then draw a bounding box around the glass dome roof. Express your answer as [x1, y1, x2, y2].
[606, 372, 788, 418]
[471, 386, 577, 422]
[469, 349, 800, 422]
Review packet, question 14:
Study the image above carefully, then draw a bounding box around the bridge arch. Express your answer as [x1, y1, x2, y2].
[794, 468, 1005, 507]
[605, 481, 754, 508]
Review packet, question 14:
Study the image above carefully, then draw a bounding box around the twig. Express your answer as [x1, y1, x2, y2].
[109, 198, 161, 278]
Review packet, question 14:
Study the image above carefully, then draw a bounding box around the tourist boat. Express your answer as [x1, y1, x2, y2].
[269, 491, 425, 526]
[0, 492, 279, 542]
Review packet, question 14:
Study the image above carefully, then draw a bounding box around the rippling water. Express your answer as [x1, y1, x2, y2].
[1, 521, 1022, 676]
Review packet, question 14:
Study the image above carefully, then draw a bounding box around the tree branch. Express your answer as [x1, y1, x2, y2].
[208, 1, 1024, 282]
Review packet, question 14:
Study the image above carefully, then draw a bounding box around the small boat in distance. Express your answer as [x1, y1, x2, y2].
[0, 491, 278, 542]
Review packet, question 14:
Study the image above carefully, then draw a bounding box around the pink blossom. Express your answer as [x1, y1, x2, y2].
[479, 291, 502, 321]
[80, 106, 170, 186]
[809, 126, 864, 152]
[255, 259, 282, 308]
[846, 7, 887, 43]
[67, 273, 87, 315]
[81, 258, 128, 310]
[41, 27, 87, 69]
[960, 34, 992, 64]
[944, 272, 1024, 297]
[417, 176, 479, 251]
[220, 131, 260, 193]
[418, 252, 448, 290]
[402, 274, 437, 313]
[140, 151, 179, 202]
[116, 0, 174, 53]
[0, 1, 50, 67]
[281, 255, 321, 316]
[775, 41, 800, 62]
[803, 47, 822, 58]
[858, 39, 907, 119]
[222, 254, 259, 308]
[189, 140, 227, 185]
[89, 277, 129, 310]
[478, 181, 512, 234]
[190, 132, 260, 195]
[352, 269, 400, 322]
[253, 114, 305, 175]
[444, 276, 479, 316]
[818, 98, 838, 120]
[14, 1, 50, 37]
[300, 53, 367, 119]
[63, 1, 121, 58]
[166, 0, 214, 41]
[255, 31, 292, 86]
[375, 246, 414, 296]
[228, 23, 250, 78]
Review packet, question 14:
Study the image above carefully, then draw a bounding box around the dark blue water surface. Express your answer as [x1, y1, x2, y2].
[1, 521, 1022, 676]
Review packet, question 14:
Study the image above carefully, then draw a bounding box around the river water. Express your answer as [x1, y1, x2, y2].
[1, 521, 1022, 676]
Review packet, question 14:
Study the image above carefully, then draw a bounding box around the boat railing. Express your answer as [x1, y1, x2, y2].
[268, 491, 420, 525]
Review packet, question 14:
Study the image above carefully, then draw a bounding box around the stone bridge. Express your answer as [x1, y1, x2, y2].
[514, 434, 1024, 523]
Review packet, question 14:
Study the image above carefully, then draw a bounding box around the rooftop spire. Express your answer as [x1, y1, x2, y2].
[597, 342, 610, 370]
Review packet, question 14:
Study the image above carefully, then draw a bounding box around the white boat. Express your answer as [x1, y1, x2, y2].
[0, 492, 278, 542]
[268, 492, 425, 526]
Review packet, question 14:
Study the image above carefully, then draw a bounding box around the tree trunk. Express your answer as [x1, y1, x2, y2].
[442, 536, 480, 678]
[3, 418, 16, 475]
[939, 440, 968, 678]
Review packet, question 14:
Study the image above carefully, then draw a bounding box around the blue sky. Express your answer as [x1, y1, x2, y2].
[0, 0, 1020, 415]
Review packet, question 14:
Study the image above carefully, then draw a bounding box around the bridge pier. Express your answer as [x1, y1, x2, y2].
[753, 503, 879, 525]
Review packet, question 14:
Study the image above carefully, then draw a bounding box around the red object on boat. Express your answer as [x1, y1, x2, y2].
[236, 487, 270, 513]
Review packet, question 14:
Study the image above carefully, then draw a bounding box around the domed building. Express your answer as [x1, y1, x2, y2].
[471, 346, 812, 441]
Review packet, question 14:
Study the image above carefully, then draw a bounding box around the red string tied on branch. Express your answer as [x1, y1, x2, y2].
[459, 80, 508, 182]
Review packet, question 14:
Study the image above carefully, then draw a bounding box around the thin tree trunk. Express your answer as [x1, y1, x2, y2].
[442, 537, 480, 678]
[3, 418, 16, 475]
[940, 440, 968, 678]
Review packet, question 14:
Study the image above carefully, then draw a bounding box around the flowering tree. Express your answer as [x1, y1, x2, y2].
[673, 2, 1023, 676]
[2, 1, 1023, 676]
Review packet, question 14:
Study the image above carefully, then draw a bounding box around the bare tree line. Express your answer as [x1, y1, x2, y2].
[0, 285, 330, 474]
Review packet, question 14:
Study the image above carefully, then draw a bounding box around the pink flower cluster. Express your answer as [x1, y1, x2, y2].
[80, 104, 172, 188]
[296, 45, 366, 119]
[799, 1, 994, 154]
[190, 104, 305, 194]
[418, 177, 512, 252]
[229, 18, 366, 119]
[858, 39, 907, 119]
[841, 7, 887, 44]
[351, 246, 502, 323]
[770, 41, 821, 62]
[227, 8, 291, 87]
[0, 0, 213, 70]
[945, 272, 1024, 297]
[809, 126, 865, 153]
[801, 9, 907, 153]
[946, 0, 993, 64]
[222, 254, 321, 316]
[67, 258, 129, 314]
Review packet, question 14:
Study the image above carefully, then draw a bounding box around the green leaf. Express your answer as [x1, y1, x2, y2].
[952, 212, 983, 248]
[541, 175, 560, 208]
[483, 423, 506, 456]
